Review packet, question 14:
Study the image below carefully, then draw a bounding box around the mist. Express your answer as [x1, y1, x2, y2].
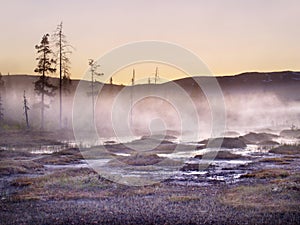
[1, 72, 300, 140]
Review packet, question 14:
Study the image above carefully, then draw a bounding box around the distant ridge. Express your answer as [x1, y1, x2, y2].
[3, 70, 300, 85]
[3, 71, 300, 103]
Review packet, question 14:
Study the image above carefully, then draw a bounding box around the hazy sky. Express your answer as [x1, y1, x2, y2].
[1, 0, 300, 82]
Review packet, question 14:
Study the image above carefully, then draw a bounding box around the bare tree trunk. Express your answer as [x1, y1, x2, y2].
[91, 74, 95, 125]
[59, 26, 62, 129]
[41, 51, 46, 131]
[41, 88, 44, 130]
[23, 91, 30, 129]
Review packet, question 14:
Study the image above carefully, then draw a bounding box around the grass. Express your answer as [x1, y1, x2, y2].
[168, 195, 201, 202]
[11, 177, 34, 187]
[36, 168, 112, 188]
[269, 144, 300, 155]
[131, 184, 162, 196]
[195, 150, 246, 160]
[181, 162, 213, 171]
[221, 185, 269, 207]
[259, 157, 285, 163]
[0, 160, 43, 175]
[221, 173, 300, 212]
[241, 168, 290, 179]
[259, 157, 292, 165]
[10, 167, 167, 201]
[0, 149, 33, 159]
[271, 173, 300, 189]
[10, 168, 117, 201]
[107, 153, 164, 166]
[34, 154, 81, 165]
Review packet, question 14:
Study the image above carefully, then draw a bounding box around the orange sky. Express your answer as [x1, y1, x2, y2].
[1, 0, 300, 84]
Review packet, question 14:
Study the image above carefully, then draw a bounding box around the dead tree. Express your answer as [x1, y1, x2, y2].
[130, 69, 135, 129]
[23, 91, 30, 129]
[88, 59, 103, 124]
[154, 67, 159, 84]
[52, 22, 73, 129]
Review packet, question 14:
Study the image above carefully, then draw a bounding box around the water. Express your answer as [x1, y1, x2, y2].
[4, 135, 298, 186]
[0, 145, 67, 154]
[76, 144, 256, 185]
[44, 162, 89, 169]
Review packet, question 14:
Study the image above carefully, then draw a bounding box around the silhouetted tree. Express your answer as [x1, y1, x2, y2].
[34, 34, 57, 130]
[154, 67, 159, 84]
[52, 22, 73, 128]
[130, 69, 135, 129]
[23, 91, 30, 129]
[88, 59, 103, 124]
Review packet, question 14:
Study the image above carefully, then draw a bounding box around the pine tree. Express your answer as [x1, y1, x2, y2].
[34, 34, 57, 130]
[52, 22, 73, 128]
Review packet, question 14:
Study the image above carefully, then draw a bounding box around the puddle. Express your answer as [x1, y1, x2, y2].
[44, 163, 89, 169]
[29, 145, 67, 154]
[114, 153, 131, 157]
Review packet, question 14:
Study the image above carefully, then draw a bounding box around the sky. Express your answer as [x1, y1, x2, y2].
[1, 0, 300, 83]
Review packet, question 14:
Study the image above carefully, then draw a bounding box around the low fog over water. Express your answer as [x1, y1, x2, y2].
[1, 71, 300, 139]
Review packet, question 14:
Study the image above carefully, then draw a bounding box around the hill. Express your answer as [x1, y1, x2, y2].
[0, 71, 299, 134]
